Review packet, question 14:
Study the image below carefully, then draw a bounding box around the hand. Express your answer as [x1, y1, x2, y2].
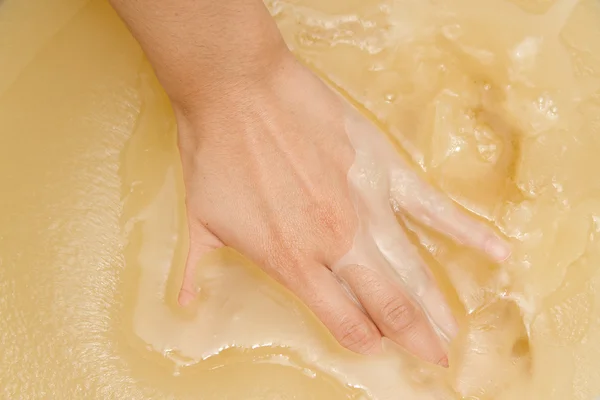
[173, 53, 510, 366]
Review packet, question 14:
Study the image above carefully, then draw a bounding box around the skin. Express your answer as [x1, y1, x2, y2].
[108, 0, 511, 366]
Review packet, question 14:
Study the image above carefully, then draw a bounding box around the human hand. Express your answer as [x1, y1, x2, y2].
[173, 53, 510, 366]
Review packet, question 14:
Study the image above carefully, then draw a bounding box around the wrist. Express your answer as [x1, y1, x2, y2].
[169, 41, 295, 117]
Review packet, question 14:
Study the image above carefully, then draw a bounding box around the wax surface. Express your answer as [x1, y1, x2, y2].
[1, 0, 600, 399]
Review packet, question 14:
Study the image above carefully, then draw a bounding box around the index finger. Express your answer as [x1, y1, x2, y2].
[388, 166, 511, 262]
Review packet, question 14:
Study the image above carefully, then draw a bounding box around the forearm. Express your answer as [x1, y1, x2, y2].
[108, 0, 289, 109]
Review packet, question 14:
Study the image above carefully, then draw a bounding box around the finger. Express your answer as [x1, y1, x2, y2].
[178, 221, 224, 306]
[278, 263, 382, 354]
[339, 264, 449, 367]
[361, 213, 459, 341]
[388, 166, 511, 262]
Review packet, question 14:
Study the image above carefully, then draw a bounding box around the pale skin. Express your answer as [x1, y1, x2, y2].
[108, 0, 511, 367]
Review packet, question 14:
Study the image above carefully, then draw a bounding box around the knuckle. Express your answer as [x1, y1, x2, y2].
[312, 201, 354, 241]
[263, 253, 307, 287]
[381, 298, 418, 333]
[336, 317, 379, 354]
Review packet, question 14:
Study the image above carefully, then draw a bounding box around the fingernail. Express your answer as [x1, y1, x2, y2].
[178, 289, 194, 307]
[438, 354, 449, 368]
[486, 237, 511, 262]
[444, 317, 459, 340]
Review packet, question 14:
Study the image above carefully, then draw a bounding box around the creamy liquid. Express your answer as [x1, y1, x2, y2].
[1, 0, 600, 399]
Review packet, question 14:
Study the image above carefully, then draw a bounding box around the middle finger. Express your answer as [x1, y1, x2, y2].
[339, 264, 449, 367]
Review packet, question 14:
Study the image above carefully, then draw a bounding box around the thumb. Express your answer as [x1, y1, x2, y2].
[178, 221, 224, 306]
